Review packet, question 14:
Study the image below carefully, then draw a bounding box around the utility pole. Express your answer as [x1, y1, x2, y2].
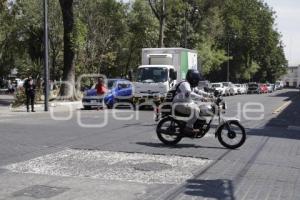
[44, 0, 49, 111]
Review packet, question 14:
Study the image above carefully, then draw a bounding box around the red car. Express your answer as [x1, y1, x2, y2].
[259, 84, 268, 94]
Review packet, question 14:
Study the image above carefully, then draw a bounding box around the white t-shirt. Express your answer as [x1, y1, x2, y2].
[172, 81, 206, 103]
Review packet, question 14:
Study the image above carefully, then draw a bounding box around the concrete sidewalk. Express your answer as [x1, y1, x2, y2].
[0, 101, 82, 112]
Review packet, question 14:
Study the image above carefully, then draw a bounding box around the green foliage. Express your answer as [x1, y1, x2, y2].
[11, 88, 26, 108]
[0, 0, 288, 84]
[11, 85, 43, 108]
[221, 0, 287, 82]
[197, 40, 228, 75]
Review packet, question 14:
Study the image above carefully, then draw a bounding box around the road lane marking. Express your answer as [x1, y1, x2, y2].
[272, 101, 292, 114]
[2, 149, 211, 184]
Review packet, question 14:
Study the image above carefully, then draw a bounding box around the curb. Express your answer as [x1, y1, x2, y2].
[9, 101, 82, 112]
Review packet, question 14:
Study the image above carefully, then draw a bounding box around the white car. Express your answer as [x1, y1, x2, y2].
[211, 83, 226, 96]
[242, 84, 248, 94]
[232, 85, 239, 95]
[13, 78, 25, 88]
[223, 82, 236, 95]
[235, 84, 247, 94]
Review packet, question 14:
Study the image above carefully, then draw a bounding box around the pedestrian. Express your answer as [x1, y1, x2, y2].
[24, 76, 36, 112]
[7, 80, 14, 94]
[96, 78, 107, 110]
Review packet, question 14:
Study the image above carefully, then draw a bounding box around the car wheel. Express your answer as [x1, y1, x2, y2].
[84, 106, 91, 110]
[106, 104, 113, 109]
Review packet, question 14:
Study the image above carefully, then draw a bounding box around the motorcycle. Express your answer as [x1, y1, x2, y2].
[155, 92, 246, 149]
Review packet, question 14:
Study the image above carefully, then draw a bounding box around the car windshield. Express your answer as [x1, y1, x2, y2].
[137, 67, 168, 83]
[249, 84, 258, 87]
[212, 84, 221, 88]
[223, 83, 229, 87]
[235, 84, 241, 87]
[117, 82, 130, 89]
[91, 80, 115, 90]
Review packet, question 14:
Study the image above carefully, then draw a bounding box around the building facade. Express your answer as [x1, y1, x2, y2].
[281, 66, 300, 88]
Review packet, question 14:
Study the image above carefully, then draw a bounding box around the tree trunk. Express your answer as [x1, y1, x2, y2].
[59, 0, 76, 99]
[158, 18, 165, 48]
[158, 0, 165, 48]
[148, 0, 166, 48]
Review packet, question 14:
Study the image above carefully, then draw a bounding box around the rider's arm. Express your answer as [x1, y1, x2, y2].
[191, 90, 205, 101]
[176, 82, 204, 101]
[193, 87, 210, 97]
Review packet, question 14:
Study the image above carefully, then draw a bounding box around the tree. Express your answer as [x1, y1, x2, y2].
[59, 0, 76, 98]
[220, 0, 287, 82]
[48, 0, 63, 80]
[148, 0, 166, 47]
[77, 0, 127, 76]
[125, 0, 159, 73]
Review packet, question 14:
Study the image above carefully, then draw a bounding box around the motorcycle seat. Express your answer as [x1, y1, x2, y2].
[174, 111, 191, 117]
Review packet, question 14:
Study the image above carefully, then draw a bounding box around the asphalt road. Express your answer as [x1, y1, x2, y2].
[0, 89, 299, 200]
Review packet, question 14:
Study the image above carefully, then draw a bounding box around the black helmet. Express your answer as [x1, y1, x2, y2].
[186, 69, 203, 88]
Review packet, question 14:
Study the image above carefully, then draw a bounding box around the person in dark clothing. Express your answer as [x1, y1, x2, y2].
[24, 76, 36, 112]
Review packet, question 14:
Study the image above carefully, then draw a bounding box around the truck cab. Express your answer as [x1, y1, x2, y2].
[133, 48, 198, 105]
[134, 65, 177, 100]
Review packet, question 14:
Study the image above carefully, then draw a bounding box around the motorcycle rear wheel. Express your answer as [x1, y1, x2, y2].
[156, 117, 182, 146]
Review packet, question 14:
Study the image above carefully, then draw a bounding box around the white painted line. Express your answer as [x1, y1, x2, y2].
[2, 149, 211, 184]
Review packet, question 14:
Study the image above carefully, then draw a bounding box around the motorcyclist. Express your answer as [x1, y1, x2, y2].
[172, 69, 210, 135]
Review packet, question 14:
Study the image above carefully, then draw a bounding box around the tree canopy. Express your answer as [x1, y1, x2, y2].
[0, 0, 287, 84]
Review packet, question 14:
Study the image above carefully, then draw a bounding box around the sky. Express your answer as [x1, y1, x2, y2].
[264, 0, 300, 66]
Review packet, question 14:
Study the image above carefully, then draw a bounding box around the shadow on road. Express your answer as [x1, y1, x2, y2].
[269, 89, 298, 100]
[136, 142, 227, 150]
[183, 179, 235, 200]
[249, 89, 300, 140]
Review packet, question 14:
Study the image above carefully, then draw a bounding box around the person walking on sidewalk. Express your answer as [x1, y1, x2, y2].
[24, 76, 36, 112]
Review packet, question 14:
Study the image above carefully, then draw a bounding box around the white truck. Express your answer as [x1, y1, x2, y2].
[133, 48, 198, 105]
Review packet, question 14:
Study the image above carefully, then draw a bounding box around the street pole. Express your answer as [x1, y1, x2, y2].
[44, 0, 49, 111]
[227, 41, 230, 82]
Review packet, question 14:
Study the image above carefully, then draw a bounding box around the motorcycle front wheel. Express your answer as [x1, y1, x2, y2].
[156, 117, 182, 146]
[217, 121, 246, 149]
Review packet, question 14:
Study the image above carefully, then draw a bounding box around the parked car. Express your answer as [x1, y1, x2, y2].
[247, 83, 260, 94]
[222, 82, 236, 95]
[242, 84, 248, 94]
[82, 79, 133, 109]
[259, 84, 268, 94]
[275, 81, 284, 90]
[266, 83, 274, 93]
[211, 83, 226, 96]
[235, 84, 247, 94]
[14, 78, 24, 88]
